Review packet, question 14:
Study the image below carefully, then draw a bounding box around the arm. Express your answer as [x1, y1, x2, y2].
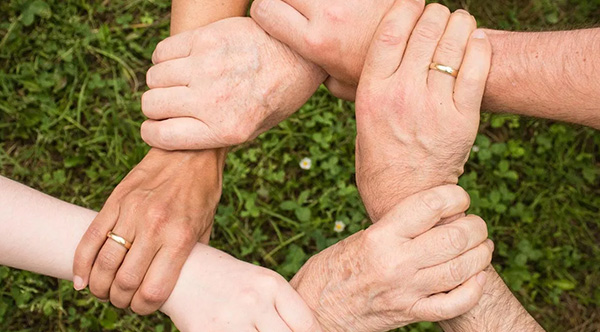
[251, 0, 600, 129]
[72, 0, 248, 315]
[0, 176, 320, 331]
[482, 28, 600, 128]
[349, 4, 544, 332]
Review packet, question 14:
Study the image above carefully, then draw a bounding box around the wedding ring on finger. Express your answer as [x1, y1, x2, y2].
[429, 62, 459, 78]
[106, 231, 132, 250]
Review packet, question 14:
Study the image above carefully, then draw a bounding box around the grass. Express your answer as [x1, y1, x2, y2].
[0, 0, 599, 331]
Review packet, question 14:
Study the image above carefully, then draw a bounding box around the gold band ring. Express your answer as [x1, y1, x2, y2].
[106, 231, 132, 250]
[429, 62, 459, 78]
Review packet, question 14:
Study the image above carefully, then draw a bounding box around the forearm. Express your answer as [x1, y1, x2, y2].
[440, 266, 543, 332]
[0, 176, 211, 317]
[482, 28, 600, 128]
[171, 0, 249, 34]
[148, 0, 249, 242]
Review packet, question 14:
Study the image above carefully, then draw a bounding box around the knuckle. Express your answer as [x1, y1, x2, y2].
[323, 5, 349, 24]
[257, 271, 286, 290]
[377, 20, 409, 46]
[469, 215, 488, 238]
[139, 284, 169, 305]
[304, 32, 331, 52]
[97, 251, 122, 271]
[445, 226, 468, 253]
[437, 40, 464, 57]
[238, 288, 262, 307]
[85, 224, 107, 242]
[447, 259, 466, 284]
[420, 190, 445, 213]
[115, 270, 143, 292]
[413, 22, 441, 41]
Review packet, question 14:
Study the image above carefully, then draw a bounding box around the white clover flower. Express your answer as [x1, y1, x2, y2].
[299, 157, 312, 170]
[333, 220, 346, 233]
[472, 145, 480, 153]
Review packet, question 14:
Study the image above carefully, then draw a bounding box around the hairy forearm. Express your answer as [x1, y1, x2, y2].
[482, 28, 600, 128]
[440, 266, 544, 332]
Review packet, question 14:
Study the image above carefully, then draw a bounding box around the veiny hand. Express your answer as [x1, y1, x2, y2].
[73, 148, 225, 314]
[250, 0, 396, 100]
[354, 3, 492, 220]
[292, 185, 493, 332]
[140, 17, 326, 150]
[162, 244, 321, 332]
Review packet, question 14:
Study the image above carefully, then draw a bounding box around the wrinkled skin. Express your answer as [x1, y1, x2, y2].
[292, 186, 493, 332]
[74, 149, 224, 314]
[140, 17, 326, 150]
[251, 0, 395, 99]
[250, 0, 395, 98]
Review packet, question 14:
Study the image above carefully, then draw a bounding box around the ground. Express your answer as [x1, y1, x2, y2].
[0, 0, 599, 331]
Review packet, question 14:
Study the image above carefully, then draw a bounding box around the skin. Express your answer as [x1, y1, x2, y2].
[287, 4, 496, 331]
[0, 175, 492, 331]
[250, 0, 600, 129]
[351, 3, 544, 332]
[0, 176, 321, 331]
[72, 0, 250, 315]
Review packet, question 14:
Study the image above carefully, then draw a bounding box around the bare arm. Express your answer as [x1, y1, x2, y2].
[483, 28, 600, 129]
[251, 1, 600, 128]
[0, 176, 321, 331]
[72, 0, 250, 315]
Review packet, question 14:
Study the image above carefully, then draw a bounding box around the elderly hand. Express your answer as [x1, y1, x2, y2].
[354, 3, 492, 220]
[162, 244, 321, 332]
[250, 0, 396, 100]
[73, 149, 225, 315]
[292, 185, 493, 332]
[140, 17, 326, 150]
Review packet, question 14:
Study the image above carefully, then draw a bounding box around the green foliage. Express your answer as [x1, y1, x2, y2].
[1, 0, 599, 331]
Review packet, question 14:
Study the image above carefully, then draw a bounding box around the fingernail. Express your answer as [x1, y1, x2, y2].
[476, 272, 487, 287]
[472, 29, 486, 39]
[98, 299, 108, 303]
[73, 275, 85, 291]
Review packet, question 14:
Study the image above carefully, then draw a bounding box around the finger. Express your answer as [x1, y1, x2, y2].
[88, 222, 134, 300]
[427, 10, 477, 95]
[140, 118, 214, 151]
[324, 76, 357, 101]
[146, 58, 193, 89]
[131, 245, 193, 315]
[250, 0, 309, 54]
[417, 239, 493, 294]
[398, 3, 451, 83]
[409, 214, 489, 268]
[141, 87, 196, 120]
[73, 202, 120, 291]
[255, 309, 293, 332]
[412, 271, 487, 321]
[453, 29, 492, 118]
[360, 0, 425, 80]
[275, 286, 323, 332]
[373, 185, 471, 239]
[109, 240, 159, 309]
[152, 30, 194, 64]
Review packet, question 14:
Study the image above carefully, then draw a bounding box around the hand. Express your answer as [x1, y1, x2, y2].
[73, 148, 225, 314]
[250, 0, 396, 100]
[140, 17, 326, 150]
[292, 185, 493, 332]
[162, 244, 321, 332]
[354, 3, 492, 220]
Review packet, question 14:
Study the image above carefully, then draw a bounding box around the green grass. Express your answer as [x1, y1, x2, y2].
[1, 0, 599, 331]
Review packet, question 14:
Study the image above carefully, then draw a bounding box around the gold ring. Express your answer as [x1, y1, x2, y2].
[429, 62, 459, 78]
[106, 231, 132, 250]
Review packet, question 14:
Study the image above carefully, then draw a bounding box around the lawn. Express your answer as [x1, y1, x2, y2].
[0, 0, 599, 331]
